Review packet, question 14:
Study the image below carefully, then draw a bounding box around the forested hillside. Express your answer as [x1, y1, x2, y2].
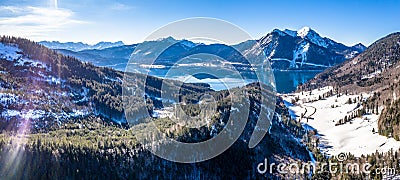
[0, 36, 211, 130]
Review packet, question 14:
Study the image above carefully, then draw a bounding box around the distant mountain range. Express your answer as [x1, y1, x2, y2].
[55, 44, 137, 70]
[40, 27, 366, 71]
[39, 40, 125, 51]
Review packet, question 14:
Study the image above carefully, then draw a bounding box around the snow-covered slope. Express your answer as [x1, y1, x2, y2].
[0, 42, 91, 127]
[0, 43, 49, 69]
[282, 86, 400, 157]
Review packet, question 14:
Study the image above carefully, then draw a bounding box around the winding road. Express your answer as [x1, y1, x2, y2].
[301, 105, 316, 119]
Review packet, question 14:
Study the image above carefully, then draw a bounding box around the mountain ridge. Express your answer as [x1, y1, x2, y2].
[257, 27, 366, 70]
[39, 40, 125, 51]
[40, 27, 366, 71]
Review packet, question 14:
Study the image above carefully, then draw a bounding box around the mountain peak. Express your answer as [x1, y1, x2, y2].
[151, 37, 198, 48]
[295, 27, 328, 48]
[353, 43, 366, 47]
[275, 27, 318, 38]
[297, 26, 312, 38]
[352, 43, 367, 52]
[281, 27, 316, 38]
[283, 29, 297, 37]
[296, 26, 322, 40]
[178, 39, 197, 48]
[156, 36, 177, 43]
[272, 28, 282, 33]
[272, 29, 288, 36]
[92, 41, 124, 49]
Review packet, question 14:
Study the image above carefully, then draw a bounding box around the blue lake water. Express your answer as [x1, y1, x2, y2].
[132, 67, 321, 93]
[273, 71, 321, 93]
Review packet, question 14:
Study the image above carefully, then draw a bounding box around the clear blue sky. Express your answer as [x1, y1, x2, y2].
[0, 0, 399, 46]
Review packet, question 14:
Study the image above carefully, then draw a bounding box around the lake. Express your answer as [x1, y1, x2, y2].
[128, 65, 321, 93]
[273, 71, 321, 93]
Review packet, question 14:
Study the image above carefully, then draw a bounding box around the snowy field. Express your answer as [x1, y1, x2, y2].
[281, 86, 400, 157]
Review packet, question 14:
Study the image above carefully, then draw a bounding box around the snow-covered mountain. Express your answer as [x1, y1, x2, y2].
[253, 26, 366, 70]
[39, 40, 125, 51]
